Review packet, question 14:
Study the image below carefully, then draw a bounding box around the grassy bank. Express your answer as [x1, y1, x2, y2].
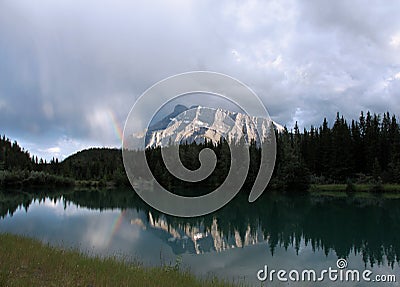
[309, 183, 400, 198]
[0, 234, 236, 287]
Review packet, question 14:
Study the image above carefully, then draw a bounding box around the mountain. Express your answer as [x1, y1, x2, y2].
[147, 104, 188, 133]
[145, 105, 284, 148]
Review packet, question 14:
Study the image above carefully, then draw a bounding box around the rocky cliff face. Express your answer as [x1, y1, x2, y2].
[146, 105, 284, 148]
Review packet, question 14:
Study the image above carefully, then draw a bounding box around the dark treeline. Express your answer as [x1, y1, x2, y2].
[293, 111, 400, 184]
[2, 110, 400, 191]
[144, 139, 231, 195]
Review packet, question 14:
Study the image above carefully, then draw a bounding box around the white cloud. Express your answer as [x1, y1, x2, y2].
[390, 34, 400, 48]
[46, 147, 60, 153]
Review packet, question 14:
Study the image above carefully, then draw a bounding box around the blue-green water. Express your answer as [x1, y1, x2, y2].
[1, 189, 399, 286]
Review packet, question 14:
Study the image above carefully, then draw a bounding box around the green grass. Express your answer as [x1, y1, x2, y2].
[382, 184, 400, 192]
[310, 183, 400, 192]
[309, 184, 400, 198]
[0, 234, 238, 287]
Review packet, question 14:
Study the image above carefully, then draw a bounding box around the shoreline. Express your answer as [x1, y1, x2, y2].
[309, 183, 400, 194]
[3, 180, 400, 195]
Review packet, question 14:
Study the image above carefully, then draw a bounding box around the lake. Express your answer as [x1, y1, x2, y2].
[1, 189, 399, 286]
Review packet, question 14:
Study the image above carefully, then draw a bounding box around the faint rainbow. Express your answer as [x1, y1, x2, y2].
[108, 110, 124, 145]
[107, 209, 126, 247]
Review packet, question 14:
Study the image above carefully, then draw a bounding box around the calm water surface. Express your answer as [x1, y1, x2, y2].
[1, 189, 399, 286]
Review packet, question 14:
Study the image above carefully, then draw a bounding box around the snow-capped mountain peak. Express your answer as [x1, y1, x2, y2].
[145, 105, 283, 148]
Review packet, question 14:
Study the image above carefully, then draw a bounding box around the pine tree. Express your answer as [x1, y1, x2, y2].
[318, 118, 332, 177]
[331, 113, 353, 180]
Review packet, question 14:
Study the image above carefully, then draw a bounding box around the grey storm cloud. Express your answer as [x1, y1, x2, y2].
[1, 0, 400, 159]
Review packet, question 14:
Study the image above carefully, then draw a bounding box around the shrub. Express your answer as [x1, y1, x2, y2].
[345, 178, 356, 193]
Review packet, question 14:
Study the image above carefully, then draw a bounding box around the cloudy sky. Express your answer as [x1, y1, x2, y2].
[1, 0, 400, 160]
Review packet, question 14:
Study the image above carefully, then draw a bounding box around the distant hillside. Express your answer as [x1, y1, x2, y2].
[60, 148, 128, 185]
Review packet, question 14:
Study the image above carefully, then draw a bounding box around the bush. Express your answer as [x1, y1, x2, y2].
[345, 178, 356, 193]
[370, 180, 384, 193]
